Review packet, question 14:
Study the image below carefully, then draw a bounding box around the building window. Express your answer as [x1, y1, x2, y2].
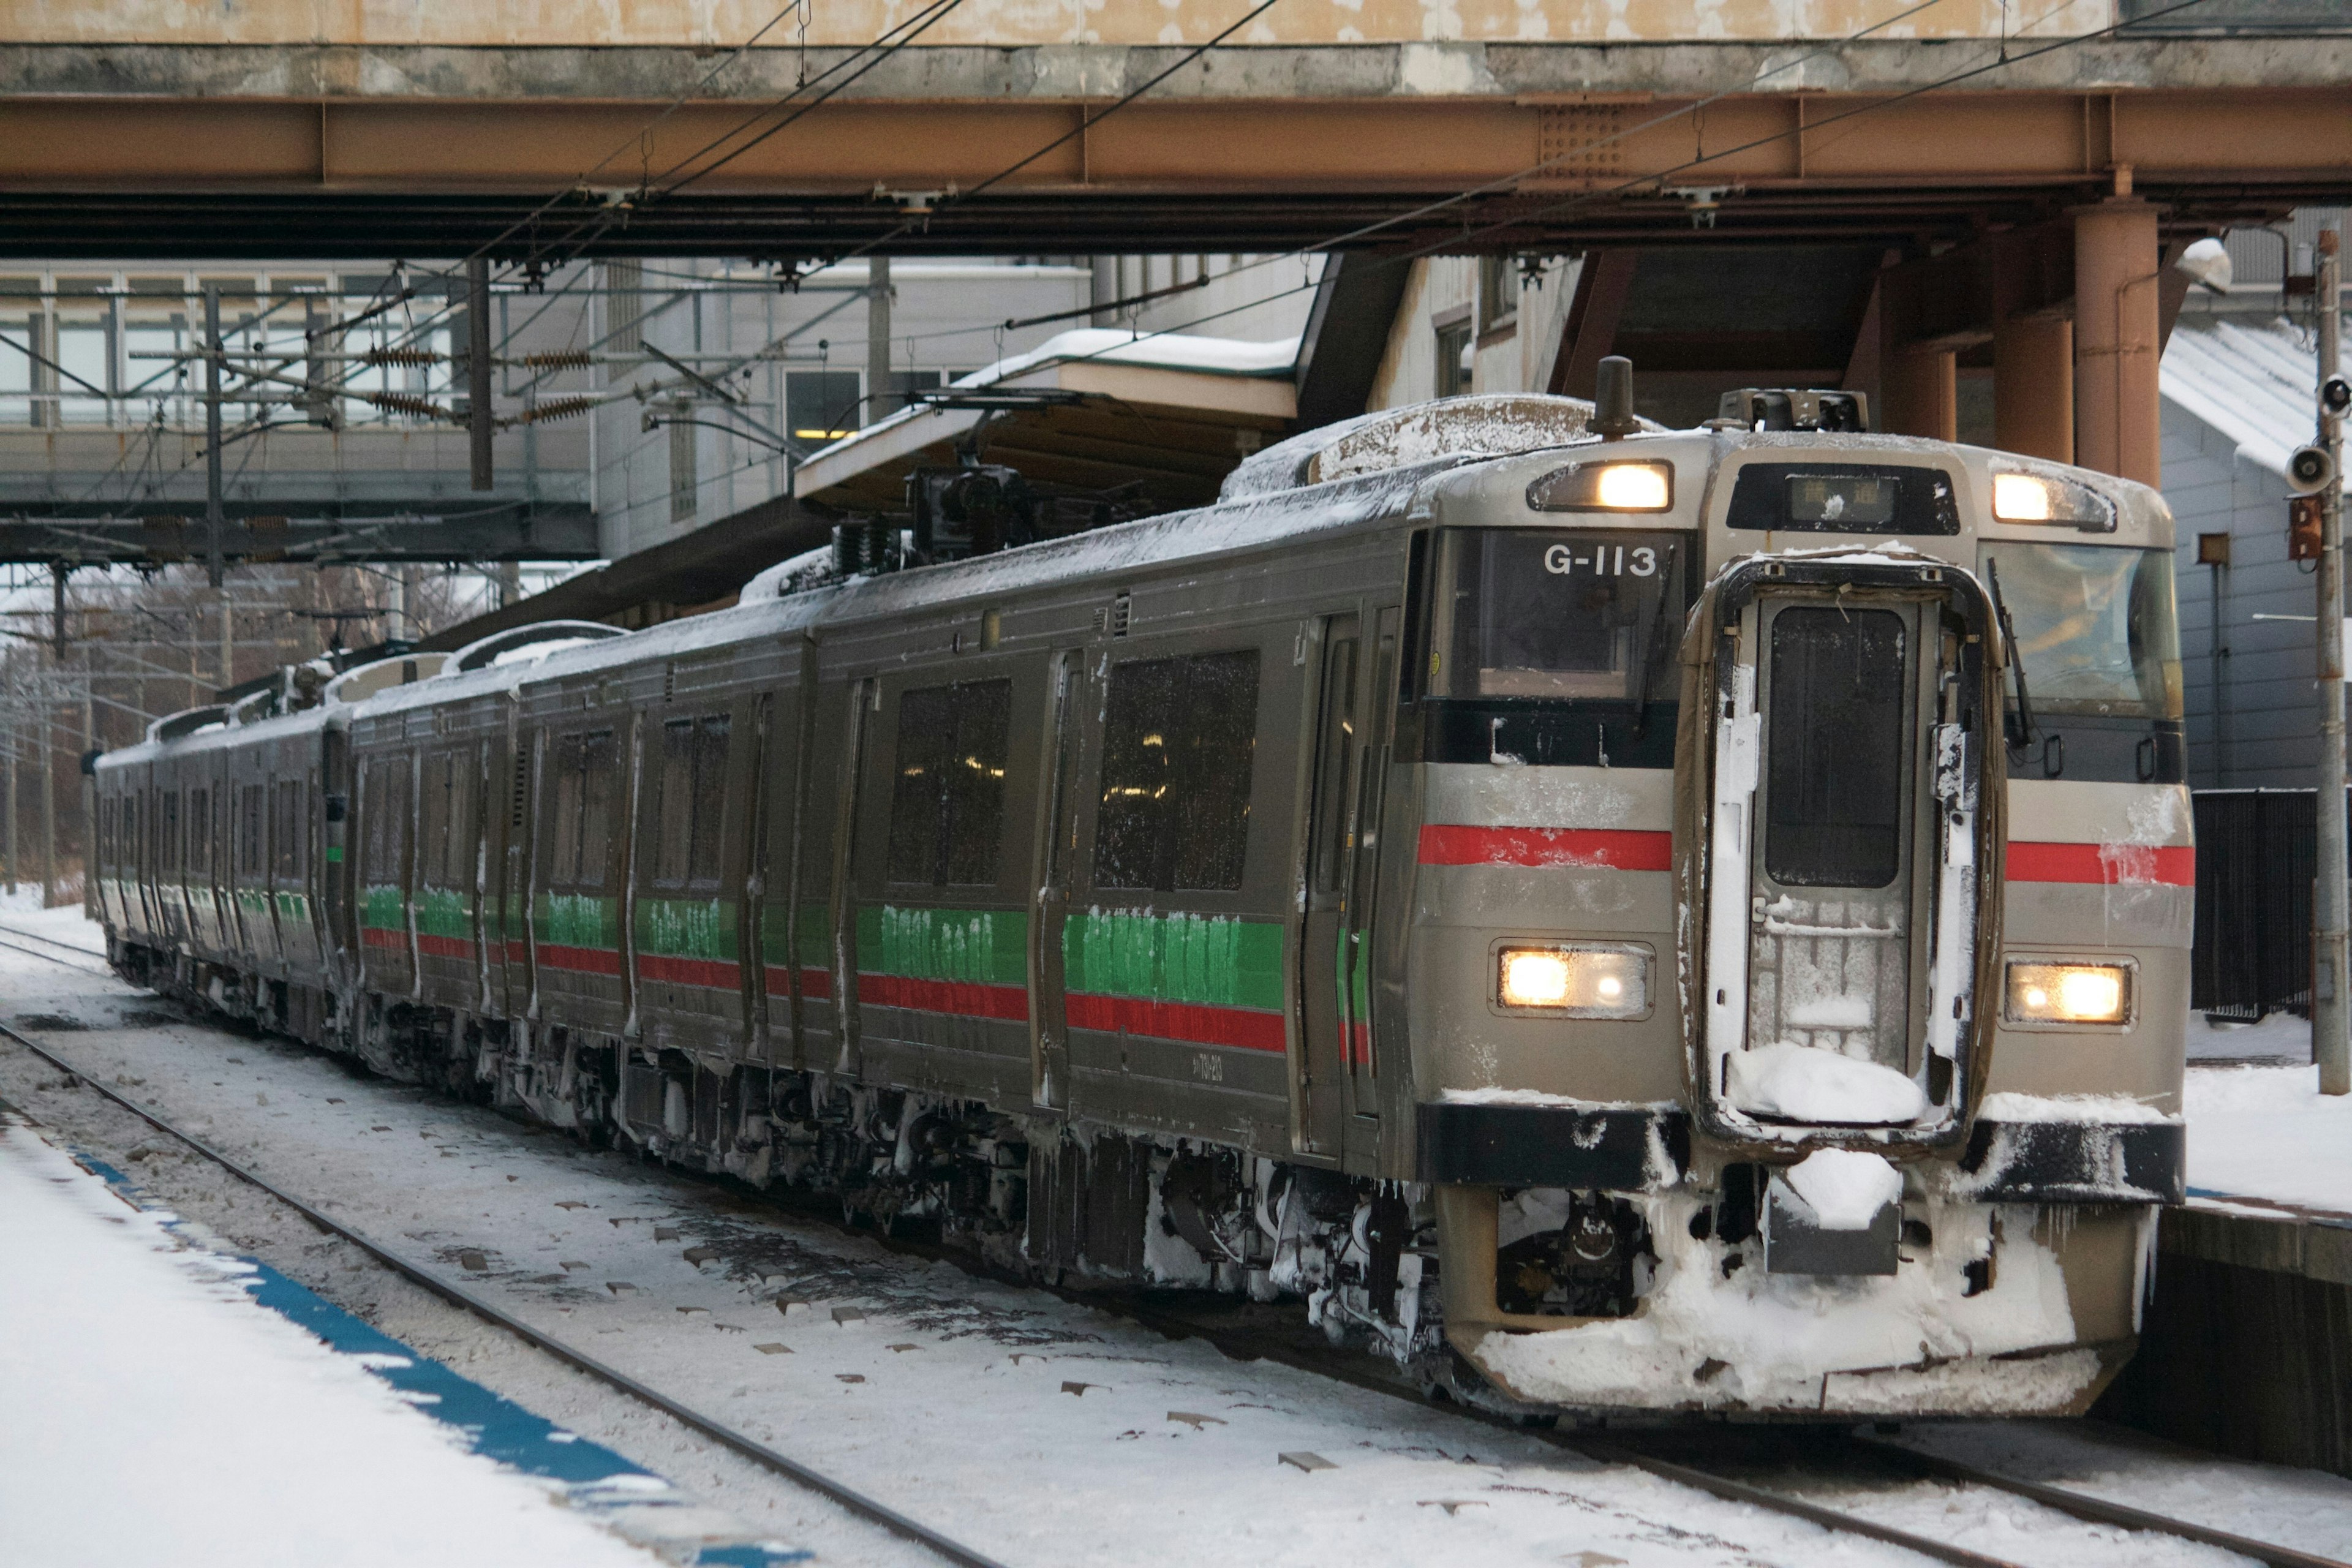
[1434, 309, 1473, 398]
[606, 259, 643, 355]
[786, 369, 863, 455]
[1477, 255, 1518, 337]
[668, 412, 698, 524]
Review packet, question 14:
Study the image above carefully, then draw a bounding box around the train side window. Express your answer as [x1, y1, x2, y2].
[162, 791, 180, 875]
[445, 756, 471, 890]
[190, 789, 208, 876]
[386, 766, 409, 888]
[579, 729, 618, 886]
[551, 733, 584, 883]
[689, 715, 731, 886]
[1095, 650, 1261, 893]
[886, 680, 1011, 888]
[420, 756, 449, 885]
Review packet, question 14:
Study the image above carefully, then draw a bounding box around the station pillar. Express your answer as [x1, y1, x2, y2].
[2073, 197, 2162, 485]
[1875, 265, 1955, 440]
[1993, 313, 2073, 464]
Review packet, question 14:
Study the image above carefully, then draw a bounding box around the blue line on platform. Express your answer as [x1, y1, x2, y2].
[66, 1142, 813, 1567]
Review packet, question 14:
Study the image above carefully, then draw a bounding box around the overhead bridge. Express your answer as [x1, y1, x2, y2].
[0, 18, 2346, 257]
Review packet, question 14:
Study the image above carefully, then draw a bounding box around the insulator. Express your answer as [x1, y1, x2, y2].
[518, 350, 594, 370]
[360, 347, 439, 368]
[369, 392, 449, 420]
[515, 395, 598, 425]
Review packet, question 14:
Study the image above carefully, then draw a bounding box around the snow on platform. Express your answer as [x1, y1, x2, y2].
[0, 1111, 796, 1568]
[2184, 1061, 2352, 1217]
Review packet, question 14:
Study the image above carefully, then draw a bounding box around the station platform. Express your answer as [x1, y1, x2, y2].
[0, 1107, 801, 1568]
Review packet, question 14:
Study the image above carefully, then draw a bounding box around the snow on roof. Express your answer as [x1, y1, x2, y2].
[2161, 315, 2346, 487]
[793, 326, 1300, 481]
[950, 326, 1300, 388]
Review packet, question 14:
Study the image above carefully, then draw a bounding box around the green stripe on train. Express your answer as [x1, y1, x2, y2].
[1063, 909, 1284, 1011]
[361, 883, 404, 932]
[856, 904, 1027, 985]
[417, 885, 470, 940]
[535, 891, 620, 949]
[636, 896, 736, 959]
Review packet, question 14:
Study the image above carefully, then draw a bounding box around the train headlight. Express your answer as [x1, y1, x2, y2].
[1991, 471, 2116, 532]
[1497, 944, 1649, 1017]
[1528, 460, 1674, 513]
[2005, 961, 2132, 1025]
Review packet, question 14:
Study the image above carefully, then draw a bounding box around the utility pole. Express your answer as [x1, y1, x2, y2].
[867, 255, 892, 425]
[39, 695, 55, 909]
[3, 724, 15, 896]
[220, 592, 233, 693]
[204, 284, 226, 590]
[468, 256, 494, 492]
[2318, 226, 2349, 1095]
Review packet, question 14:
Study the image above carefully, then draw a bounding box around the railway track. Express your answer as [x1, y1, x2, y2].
[1, 948, 2344, 1568]
[0, 918, 115, 979]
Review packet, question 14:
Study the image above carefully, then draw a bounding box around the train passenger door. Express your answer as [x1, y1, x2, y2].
[1297, 613, 1361, 1158]
[1344, 606, 1401, 1124]
[1027, 649, 1084, 1112]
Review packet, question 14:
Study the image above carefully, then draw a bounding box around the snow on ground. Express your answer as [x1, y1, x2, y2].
[7, 918, 2350, 1566]
[2188, 1010, 2312, 1063]
[0, 1117, 662, 1568]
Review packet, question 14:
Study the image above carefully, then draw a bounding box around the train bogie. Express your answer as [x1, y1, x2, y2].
[95, 382, 2192, 1419]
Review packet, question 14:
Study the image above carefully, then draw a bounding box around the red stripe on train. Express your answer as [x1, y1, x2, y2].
[536, 943, 623, 976]
[1418, 824, 1673, 872]
[1063, 992, 1286, 1053]
[360, 926, 405, 951]
[858, 973, 1028, 1021]
[416, 933, 474, 959]
[763, 965, 835, 1000]
[2007, 842, 2195, 887]
[638, 954, 742, 989]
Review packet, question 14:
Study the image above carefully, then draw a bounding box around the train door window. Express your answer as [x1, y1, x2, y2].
[162, 791, 181, 874]
[688, 716, 731, 886]
[386, 764, 410, 887]
[885, 681, 1011, 888]
[1763, 607, 1906, 888]
[363, 763, 393, 884]
[190, 788, 209, 878]
[1095, 650, 1261, 892]
[241, 785, 263, 877]
[1309, 638, 1358, 898]
[578, 729, 618, 886]
[447, 756, 472, 891]
[654, 718, 695, 885]
[551, 733, 584, 883]
[273, 780, 298, 880]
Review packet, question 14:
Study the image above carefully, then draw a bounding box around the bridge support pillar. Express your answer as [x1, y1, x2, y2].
[2073, 197, 2162, 486]
[1994, 312, 2074, 464]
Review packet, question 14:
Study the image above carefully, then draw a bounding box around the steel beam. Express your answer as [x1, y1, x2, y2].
[0, 83, 2340, 257]
[0, 503, 598, 567]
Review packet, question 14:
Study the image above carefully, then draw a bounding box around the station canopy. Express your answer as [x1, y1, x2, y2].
[790, 329, 1300, 518]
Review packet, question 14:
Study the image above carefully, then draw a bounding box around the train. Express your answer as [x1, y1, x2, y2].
[90, 362, 2190, 1417]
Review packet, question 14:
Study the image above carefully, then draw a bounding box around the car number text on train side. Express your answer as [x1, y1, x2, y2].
[1544, 543, 1659, 577]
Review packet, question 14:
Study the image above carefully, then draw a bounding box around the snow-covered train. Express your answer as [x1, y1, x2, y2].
[91, 369, 2189, 1417]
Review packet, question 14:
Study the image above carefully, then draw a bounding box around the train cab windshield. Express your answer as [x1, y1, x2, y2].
[1430, 527, 1689, 703]
[1978, 541, 2182, 780]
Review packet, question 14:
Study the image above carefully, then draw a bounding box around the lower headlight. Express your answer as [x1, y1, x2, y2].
[2005, 960, 2132, 1025]
[1498, 944, 1649, 1018]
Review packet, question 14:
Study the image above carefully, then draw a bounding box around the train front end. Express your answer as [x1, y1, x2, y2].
[1411, 403, 2185, 1415]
